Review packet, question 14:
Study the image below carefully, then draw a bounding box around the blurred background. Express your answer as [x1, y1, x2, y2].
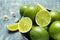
[0, 0, 60, 40]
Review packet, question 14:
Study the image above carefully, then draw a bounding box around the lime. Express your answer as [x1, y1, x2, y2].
[50, 10, 60, 21]
[35, 10, 51, 27]
[7, 23, 18, 31]
[20, 5, 29, 16]
[30, 26, 49, 40]
[24, 6, 37, 21]
[24, 3, 46, 21]
[18, 17, 32, 33]
[24, 3, 47, 21]
[49, 21, 60, 40]
[35, 3, 47, 11]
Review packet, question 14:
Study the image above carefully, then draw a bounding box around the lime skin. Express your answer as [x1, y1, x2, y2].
[30, 26, 49, 40]
[24, 6, 39, 21]
[50, 10, 60, 21]
[20, 5, 29, 16]
[49, 21, 60, 40]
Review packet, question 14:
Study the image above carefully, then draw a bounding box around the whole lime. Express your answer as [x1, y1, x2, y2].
[49, 21, 60, 40]
[20, 5, 29, 16]
[30, 26, 49, 40]
[24, 6, 37, 21]
[50, 10, 60, 21]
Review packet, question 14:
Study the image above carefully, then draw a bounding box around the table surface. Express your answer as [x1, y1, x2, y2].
[0, 0, 60, 40]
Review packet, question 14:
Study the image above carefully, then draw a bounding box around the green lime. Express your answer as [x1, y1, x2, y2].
[35, 10, 51, 27]
[18, 17, 32, 33]
[50, 10, 60, 21]
[24, 6, 37, 21]
[30, 26, 49, 40]
[20, 5, 29, 16]
[35, 3, 47, 11]
[24, 3, 47, 21]
[49, 21, 60, 40]
[7, 23, 18, 31]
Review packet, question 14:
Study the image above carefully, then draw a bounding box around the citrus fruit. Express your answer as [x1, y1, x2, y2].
[50, 10, 60, 21]
[49, 21, 60, 40]
[7, 23, 18, 31]
[20, 5, 29, 16]
[18, 17, 32, 33]
[30, 26, 49, 40]
[24, 3, 47, 21]
[24, 6, 37, 21]
[35, 10, 51, 27]
[35, 3, 47, 11]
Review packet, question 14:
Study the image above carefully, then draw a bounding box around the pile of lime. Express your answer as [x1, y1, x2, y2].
[7, 3, 60, 40]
